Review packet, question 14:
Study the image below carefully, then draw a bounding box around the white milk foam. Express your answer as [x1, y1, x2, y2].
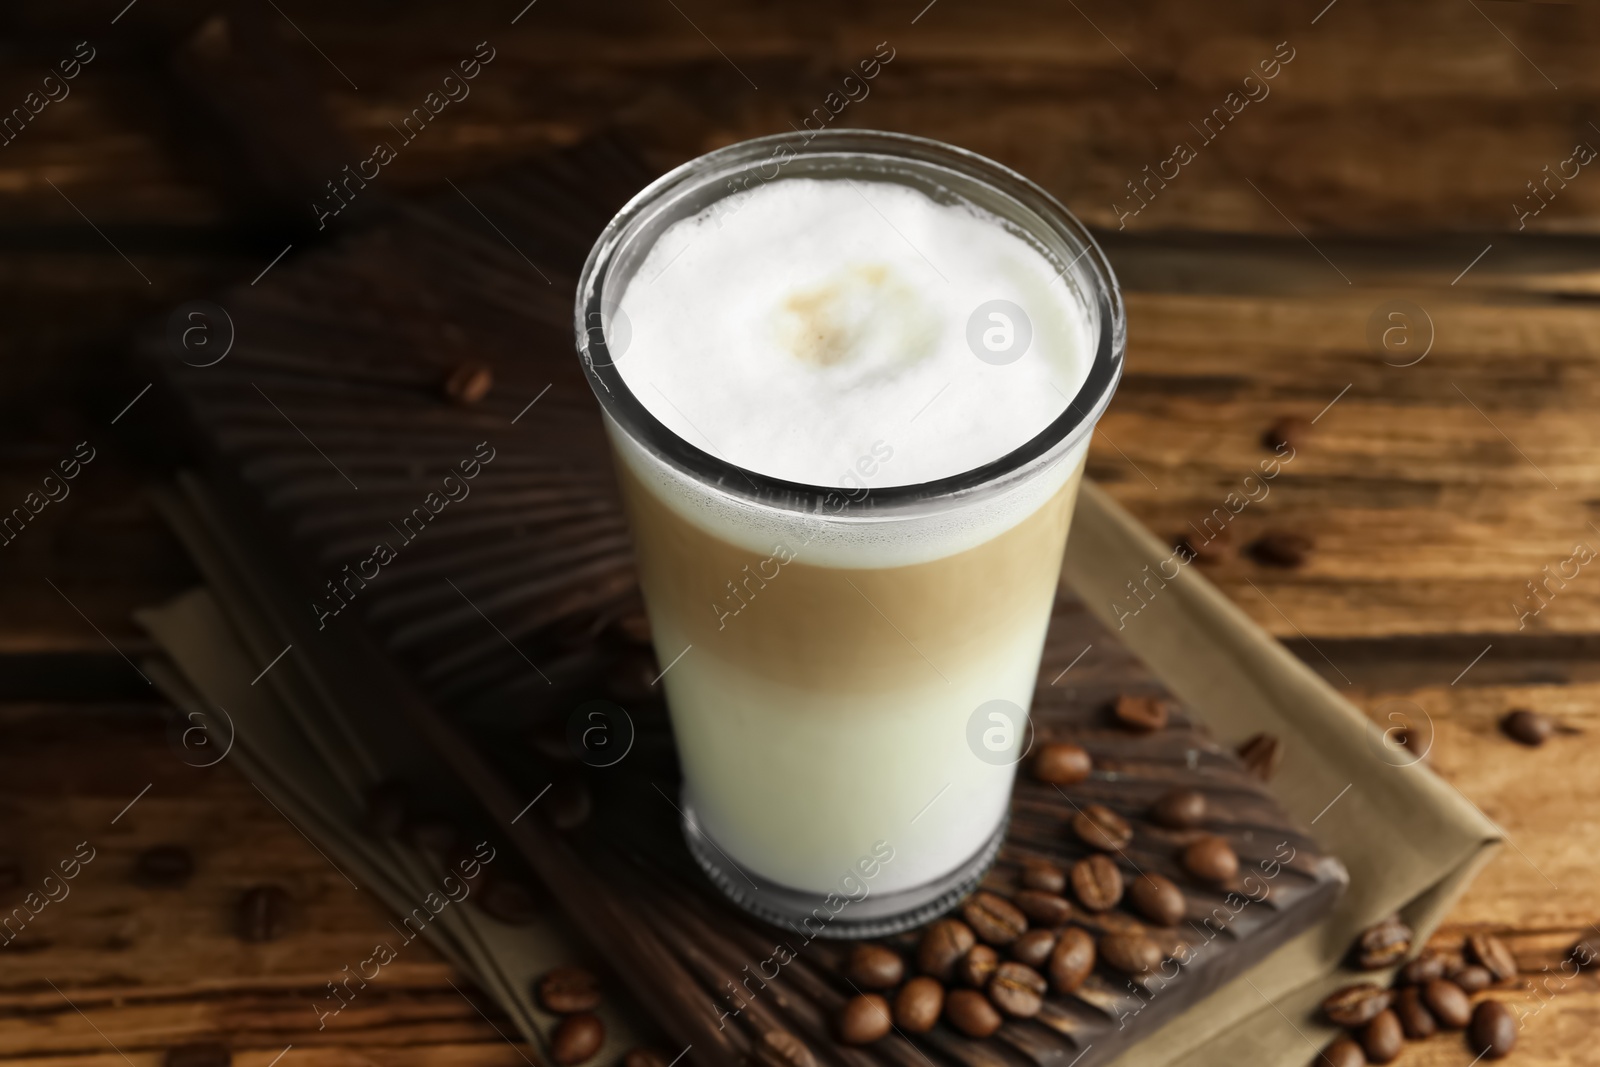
[610, 177, 1094, 567]
[616, 178, 1090, 484]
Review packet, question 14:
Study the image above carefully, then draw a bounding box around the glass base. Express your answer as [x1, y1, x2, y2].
[680, 798, 1006, 939]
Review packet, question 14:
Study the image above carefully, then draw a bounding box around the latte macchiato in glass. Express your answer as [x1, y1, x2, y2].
[577, 132, 1123, 935]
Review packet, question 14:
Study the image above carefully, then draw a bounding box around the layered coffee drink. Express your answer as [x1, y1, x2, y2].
[577, 132, 1123, 935]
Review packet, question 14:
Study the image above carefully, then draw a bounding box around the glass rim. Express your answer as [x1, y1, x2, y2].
[574, 129, 1125, 519]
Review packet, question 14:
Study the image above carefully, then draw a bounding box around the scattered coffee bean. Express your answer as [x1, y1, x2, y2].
[1263, 416, 1311, 453]
[1247, 531, 1313, 568]
[1013, 889, 1073, 927]
[1128, 873, 1186, 927]
[959, 944, 999, 988]
[551, 1013, 605, 1064]
[165, 1043, 230, 1067]
[1395, 986, 1436, 1040]
[1019, 860, 1066, 894]
[838, 994, 891, 1045]
[1182, 835, 1239, 882]
[1568, 937, 1600, 970]
[1360, 1009, 1403, 1065]
[918, 919, 976, 980]
[1150, 787, 1206, 829]
[1099, 932, 1162, 975]
[407, 817, 458, 857]
[757, 1031, 815, 1067]
[443, 360, 494, 405]
[1047, 927, 1095, 993]
[1314, 1035, 1364, 1067]
[1174, 529, 1230, 565]
[1500, 707, 1552, 746]
[1355, 917, 1412, 970]
[1453, 965, 1492, 994]
[236, 885, 292, 942]
[1467, 932, 1517, 981]
[1072, 804, 1133, 851]
[988, 961, 1047, 1018]
[546, 773, 592, 831]
[944, 989, 1002, 1038]
[893, 977, 943, 1034]
[1114, 694, 1169, 732]
[134, 845, 194, 888]
[478, 877, 539, 925]
[1033, 743, 1092, 785]
[1321, 984, 1392, 1028]
[1071, 854, 1124, 912]
[963, 891, 1028, 945]
[537, 966, 601, 1014]
[1397, 949, 1447, 986]
[1470, 1000, 1517, 1059]
[1010, 929, 1056, 969]
[1421, 977, 1471, 1029]
[1439, 948, 1468, 978]
[1236, 732, 1282, 781]
[846, 944, 904, 989]
[622, 1049, 667, 1067]
[363, 781, 408, 837]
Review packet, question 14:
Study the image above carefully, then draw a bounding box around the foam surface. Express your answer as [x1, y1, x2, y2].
[613, 177, 1091, 489]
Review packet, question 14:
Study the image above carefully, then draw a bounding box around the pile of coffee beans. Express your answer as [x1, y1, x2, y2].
[535, 966, 608, 1064]
[1316, 919, 1520, 1063]
[836, 700, 1249, 1045]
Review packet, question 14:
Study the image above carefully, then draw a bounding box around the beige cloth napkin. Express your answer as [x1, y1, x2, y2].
[1065, 483, 1502, 1066]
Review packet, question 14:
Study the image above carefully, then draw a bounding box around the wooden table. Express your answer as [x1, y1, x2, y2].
[4, 2, 1599, 1063]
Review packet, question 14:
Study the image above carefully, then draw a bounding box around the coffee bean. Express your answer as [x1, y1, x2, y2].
[1360, 1009, 1403, 1065]
[845, 944, 903, 989]
[959, 943, 999, 988]
[1454, 965, 1492, 993]
[988, 961, 1047, 1018]
[1099, 932, 1162, 975]
[1438, 948, 1468, 978]
[892, 977, 943, 1033]
[1010, 929, 1056, 969]
[1073, 804, 1133, 851]
[757, 1032, 815, 1067]
[1248, 531, 1313, 568]
[1263, 416, 1311, 453]
[1182, 835, 1238, 882]
[622, 1050, 667, 1067]
[537, 966, 601, 1014]
[407, 817, 458, 857]
[1020, 860, 1066, 894]
[1421, 977, 1471, 1029]
[1397, 949, 1447, 986]
[236, 885, 292, 942]
[1314, 1036, 1364, 1067]
[1150, 787, 1206, 829]
[1467, 932, 1518, 981]
[944, 989, 1002, 1038]
[1048, 927, 1095, 993]
[1355, 917, 1412, 970]
[546, 773, 592, 831]
[1128, 873, 1186, 927]
[1114, 694, 1169, 732]
[837, 994, 891, 1044]
[1033, 743, 1092, 785]
[1394, 986, 1436, 1040]
[443, 360, 493, 405]
[1320, 984, 1392, 1028]
[1236, 732, 1282, 781]
[551, 1013, 605, 1064]
[1071, 854, 1124, 912]
[1568, 937, 1600, 970]
[1013, 889, 1073, 927]
[1174, 529, 1230, 565]
[1500, 707, 1552, 746]
[478, 877, 539, 925]
[962, 890, 1027, 946]
[918, 919, 976, 980]
[134, 845, 194, 888]
[363, 781, 408, 837]
[165, 1043, 230, 1067]
[1470, 1000, 1517, 1059]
